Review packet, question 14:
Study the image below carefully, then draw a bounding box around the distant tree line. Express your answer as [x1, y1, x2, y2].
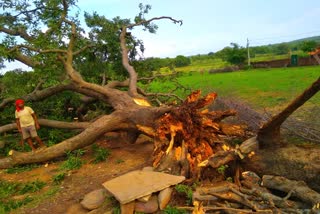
[135, 38, 320, 73]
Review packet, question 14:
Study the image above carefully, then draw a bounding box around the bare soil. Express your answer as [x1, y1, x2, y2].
[2, 135, 154, 214]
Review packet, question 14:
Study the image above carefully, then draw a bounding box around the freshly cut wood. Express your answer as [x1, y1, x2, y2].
[261, 175, 320, 206]
[153, 90, 247, 179]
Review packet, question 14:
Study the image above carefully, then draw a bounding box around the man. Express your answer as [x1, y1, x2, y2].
[15, 99, 46, 151]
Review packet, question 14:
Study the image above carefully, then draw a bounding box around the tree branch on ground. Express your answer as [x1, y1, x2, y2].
[258, 77, 320, 147]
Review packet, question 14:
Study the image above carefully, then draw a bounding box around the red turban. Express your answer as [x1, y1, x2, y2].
[15, 99, 24, 112]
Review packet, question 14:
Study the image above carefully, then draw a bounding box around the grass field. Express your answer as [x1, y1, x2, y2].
[147, 66, 320, 111]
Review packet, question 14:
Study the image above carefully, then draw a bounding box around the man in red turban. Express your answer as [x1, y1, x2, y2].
[15, 99, 46, 151]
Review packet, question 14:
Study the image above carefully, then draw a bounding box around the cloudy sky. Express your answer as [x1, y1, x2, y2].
[2, 0, 320, 72]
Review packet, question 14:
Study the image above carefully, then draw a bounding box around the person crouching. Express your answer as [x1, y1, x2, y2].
[15, 99, 46, 151]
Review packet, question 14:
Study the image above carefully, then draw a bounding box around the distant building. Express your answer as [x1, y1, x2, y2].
[308, 48, 320, 65]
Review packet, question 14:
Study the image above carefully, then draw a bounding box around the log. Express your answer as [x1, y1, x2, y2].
[206, 150, 236, 168]
[0, 119, 90, 134]
[241, 180, 304, 209]
[258, 77, 320, 147]
[261, 175, 320, 206]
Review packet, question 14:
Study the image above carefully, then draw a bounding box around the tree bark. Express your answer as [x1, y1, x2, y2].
[0, 106, 171, 168]
[0, 112, 125, 168]
[258, 77, 320, 148]
[261, 175, 320, 206]
[0, 119, 90, 134]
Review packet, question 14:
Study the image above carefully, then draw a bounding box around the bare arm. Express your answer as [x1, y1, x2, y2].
[16, 119, 22, 132]
[31, 113, 40, 129]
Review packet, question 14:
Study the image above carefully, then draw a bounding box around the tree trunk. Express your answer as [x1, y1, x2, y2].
[0, 119, 90, 134]
[258, 77, 320, 148]
[0, 106, 171, 169]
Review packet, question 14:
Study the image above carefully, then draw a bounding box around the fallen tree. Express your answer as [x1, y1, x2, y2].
[0, 1, 319, 188]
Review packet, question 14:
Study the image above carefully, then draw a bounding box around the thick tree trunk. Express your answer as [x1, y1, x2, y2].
[0, 119, 90, 134]
[0, 113, 125, 168]
[258, 77, 320, 148]
[0, 106, 171, 169]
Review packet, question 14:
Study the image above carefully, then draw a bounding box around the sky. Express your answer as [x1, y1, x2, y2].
[2, 0, 320, 72]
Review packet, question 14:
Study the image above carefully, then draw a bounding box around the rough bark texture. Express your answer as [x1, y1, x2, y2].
[0, 119, 90, 133]
[262, 175, 320, 206]
[0, 106, 171, 168]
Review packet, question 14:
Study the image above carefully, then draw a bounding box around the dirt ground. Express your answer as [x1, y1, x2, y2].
[1, 98, 320, 213]
[1, 135, 154, 214]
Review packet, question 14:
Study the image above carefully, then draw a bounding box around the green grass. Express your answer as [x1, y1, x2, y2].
[92, 144, 111, 164]
[59, 150, 84, 171]
[52, 172, 66, 184]
[0, 180, 46, 213]
[175, 58, 229, 72]
[5, 164, 40, 174]
[163, 206, 187, 214]
[147, 66, 320, 110]
[175, 184, 193, 205]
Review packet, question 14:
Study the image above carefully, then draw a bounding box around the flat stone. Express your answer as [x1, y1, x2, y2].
[120, 201, 135, 214]
[81, 189, 108, 210]
[103, 170, 185, 204]
[135, 195, 158, 213]
[66, 203, 88, 214]
[158, 187, 173, 210]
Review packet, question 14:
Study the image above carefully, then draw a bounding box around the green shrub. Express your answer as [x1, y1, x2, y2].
[59, 151, 84, 170]
[175, 184, 193, 205]
[217, 164, 229, 176]
[92, 144, 111, 164]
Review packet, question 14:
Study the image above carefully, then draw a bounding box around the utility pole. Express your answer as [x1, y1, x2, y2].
[247, 38, 251, 66]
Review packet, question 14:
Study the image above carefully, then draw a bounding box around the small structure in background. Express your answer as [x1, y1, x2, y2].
[309, 48, 320, 65]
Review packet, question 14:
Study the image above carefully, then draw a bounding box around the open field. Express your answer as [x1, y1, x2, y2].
[147, 66, 320, 111]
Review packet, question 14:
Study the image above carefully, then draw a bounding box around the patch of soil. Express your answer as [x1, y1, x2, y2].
[3, 135, 154, 214]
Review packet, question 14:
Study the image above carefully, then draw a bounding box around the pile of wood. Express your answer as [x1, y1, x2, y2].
[138, 90, 320, 212]
[187, 173, 320, 213]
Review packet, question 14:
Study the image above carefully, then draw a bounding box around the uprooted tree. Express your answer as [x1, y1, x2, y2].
[0, 0, 319, 182]
[0, 0, 184, 167]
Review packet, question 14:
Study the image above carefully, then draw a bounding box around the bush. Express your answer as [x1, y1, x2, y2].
[92, 144, 111, 164]
[174, 55, 191, 67]
[59, 150, 84, 170]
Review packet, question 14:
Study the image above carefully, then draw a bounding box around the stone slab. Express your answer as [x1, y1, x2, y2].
[103, 170, 185, 204]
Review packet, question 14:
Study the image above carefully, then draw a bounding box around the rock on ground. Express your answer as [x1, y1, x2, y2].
[135, 195, 159, 213]
[120, 201, 135, 214]
[66, 203, 89, 214]
[158, 187, 173, 210]
[80, 188, 108, 210]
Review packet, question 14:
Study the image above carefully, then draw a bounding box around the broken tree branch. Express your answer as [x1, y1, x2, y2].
[258, 77, 320, 147]
[261, 175, 320, 206]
